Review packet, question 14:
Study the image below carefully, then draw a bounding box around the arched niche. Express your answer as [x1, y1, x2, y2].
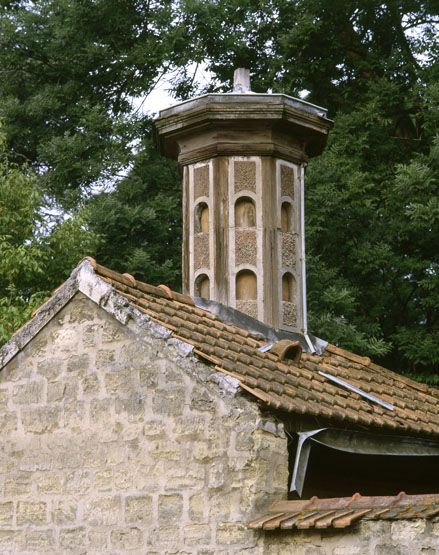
[235, 197, 256, 228]
[194, 274, 210, 299]
[281, 201, 293, 233]
[282, 272, 296, 302]
[194, 202, 209, 233]
[236, 269, 257, 300]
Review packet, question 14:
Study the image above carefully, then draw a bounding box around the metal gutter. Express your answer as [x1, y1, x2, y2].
[300, 163, 315, 354]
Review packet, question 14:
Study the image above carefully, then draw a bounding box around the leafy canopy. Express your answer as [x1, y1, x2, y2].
[0, 0, 438, 382]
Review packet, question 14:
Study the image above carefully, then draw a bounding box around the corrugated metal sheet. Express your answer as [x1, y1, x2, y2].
[247, 492, 439, 530]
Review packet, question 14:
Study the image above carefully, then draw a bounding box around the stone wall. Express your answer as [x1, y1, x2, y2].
[1, 289, 438, 554]
[0, 292, 287, 554]
[262, 519, 439, 554]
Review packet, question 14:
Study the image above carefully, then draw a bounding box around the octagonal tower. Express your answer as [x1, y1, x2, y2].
[154, 70, 331, 334]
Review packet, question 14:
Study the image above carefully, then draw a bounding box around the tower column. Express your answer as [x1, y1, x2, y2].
[154, 71, 331, 333]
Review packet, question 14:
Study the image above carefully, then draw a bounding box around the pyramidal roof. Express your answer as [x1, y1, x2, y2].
[1, 257, 438, 438]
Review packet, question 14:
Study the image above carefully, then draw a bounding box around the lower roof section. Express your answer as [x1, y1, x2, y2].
[247, 492, 439, 531]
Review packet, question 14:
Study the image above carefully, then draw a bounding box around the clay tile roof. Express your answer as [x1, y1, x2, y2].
[90, 260, 439, 438]
[246, 492, 439, 530]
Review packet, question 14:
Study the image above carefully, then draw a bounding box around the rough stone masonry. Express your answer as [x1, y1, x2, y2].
[0, 292, 287, 553]
[0, 272, 438, 553]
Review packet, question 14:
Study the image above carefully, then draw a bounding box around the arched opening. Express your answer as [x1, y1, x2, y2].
[194, 274, 210, 299]
[235, 197, 256, 228]
[236, 270, 257, 300]
[282, 272, 295, 302]
[194, 202, 209, 233]
[281, 202, 293, 233]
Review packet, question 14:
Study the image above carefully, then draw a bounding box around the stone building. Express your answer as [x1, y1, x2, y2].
[0, 70, 438, 554]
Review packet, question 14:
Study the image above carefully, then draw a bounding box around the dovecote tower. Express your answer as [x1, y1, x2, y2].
[154, 69, 331, 333]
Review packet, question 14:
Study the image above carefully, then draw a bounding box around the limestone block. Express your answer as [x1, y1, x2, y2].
[375, 545, 401, 555]
[63, 400, 86, 429]
[174, 415, 207, 436]
[0, 387, 8, 408]
[102, 320, 127, 343]
[52, 500, 77, 525]
[13, 381, 45, 405]
[110, 527, 143, 550]
[391, 519, 426, 542]
[191, 385, 216, 412]
[95, 349, 116, 370]
[67, 353, 90, 372]
[143, 419, 167, 437]
[82, 323, 101, 346]
[113, 468, 133, 490]
[16, 501, 48, 526]
[115, 396, 145, 422]
[235, 430, 255, 451]
[59, 527, 86, 551]
[89, 398, 113, 425]
[0, 530, 20, 549]
[208, 462, 226, 488]
[184, 524, 211, 546]
[79, 370, 100, 396]
[0, 411, 18, 433]
[47, 380, 77, 403]
[158, 494, 183, 526]
[93, 469, 113, 491]
[4, 473, 31, 497]
[0, 502, 13, 525]
[189, 493, 208, 522]
[87, 529, 108, 550]
[149, 525, 182, 549]
[21, 406, 61, 433]
[139, 363, 159, 389]
[105, 369, 135, 397]
[125, 495, 153, 524]
[36, 473, 64, 494]
[36, 357, 64, 382]
[215, 522, 256, 545]
[152, 387, 185, 416]
[23, 530, 55, 551]
[83, 496, 121, 526]
[64, 470, 93, 494]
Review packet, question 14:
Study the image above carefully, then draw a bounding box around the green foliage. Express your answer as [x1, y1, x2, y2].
[86, 136, 182, 289]
[0, 0, 187, 206]
[0, 1, 437, 383]
[182, 0, 439, 381]
[0, 126, 96, 344]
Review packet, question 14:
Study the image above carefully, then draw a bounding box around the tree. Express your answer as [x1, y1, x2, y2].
[179, 0, 439, 380]
[86, 135, 182, 289]
[0, 125, 96, 345]
[0, 0, 187, 206]
[0, 0, 437, 381]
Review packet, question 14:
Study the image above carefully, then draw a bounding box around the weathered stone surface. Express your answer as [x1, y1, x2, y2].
[0, 284, 435, 554]
[16, 501, 47, 525]
[125, 495, 153, 524]
[59, 527, 86, 551]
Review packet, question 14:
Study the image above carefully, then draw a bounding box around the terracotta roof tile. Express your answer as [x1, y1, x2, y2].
[247, 492, 439, 530]
[91, 261, 439, 438]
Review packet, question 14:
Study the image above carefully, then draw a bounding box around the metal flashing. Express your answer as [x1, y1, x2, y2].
[319, 371, 395, 411]
[193, 296, 327, 354]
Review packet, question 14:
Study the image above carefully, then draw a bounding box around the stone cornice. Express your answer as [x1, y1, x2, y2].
[154, 94, 333, 163]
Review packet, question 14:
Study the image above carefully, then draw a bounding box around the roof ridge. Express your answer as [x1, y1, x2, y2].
[87, 257, 195, 308]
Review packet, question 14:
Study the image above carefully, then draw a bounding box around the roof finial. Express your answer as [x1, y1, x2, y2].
[233, 68, 251, 93]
